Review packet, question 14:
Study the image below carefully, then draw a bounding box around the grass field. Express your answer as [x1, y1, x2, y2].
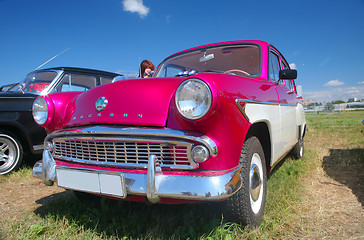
[0, 111, 363, 239]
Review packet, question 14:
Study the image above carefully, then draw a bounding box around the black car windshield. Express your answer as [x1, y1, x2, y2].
[13, 71, 57, 93]
[155, 44, 260, 77]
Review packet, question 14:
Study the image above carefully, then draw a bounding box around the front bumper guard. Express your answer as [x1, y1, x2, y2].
[33, 150, 242, 203]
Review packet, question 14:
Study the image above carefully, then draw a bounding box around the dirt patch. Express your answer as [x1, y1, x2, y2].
[0, 177, 64, 221]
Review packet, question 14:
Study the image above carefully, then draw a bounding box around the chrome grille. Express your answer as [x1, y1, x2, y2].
[52, 137, 196, 169]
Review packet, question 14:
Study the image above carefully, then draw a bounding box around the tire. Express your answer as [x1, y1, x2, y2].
[291, 138, 304, 159]
[224, 136, 267, 227]
[0, 130, 23, 175]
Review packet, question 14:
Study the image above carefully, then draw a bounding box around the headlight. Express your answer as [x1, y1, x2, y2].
[32, 97, 48, 125]
[175, 79, 212, 120]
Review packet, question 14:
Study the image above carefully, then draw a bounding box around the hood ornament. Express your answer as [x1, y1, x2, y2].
[95, 97, 108, 111]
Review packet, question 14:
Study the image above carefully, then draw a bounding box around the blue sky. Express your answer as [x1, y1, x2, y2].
[1, 0, 363, 102]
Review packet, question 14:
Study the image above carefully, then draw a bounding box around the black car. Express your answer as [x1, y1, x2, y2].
[0, 67, 122, 175]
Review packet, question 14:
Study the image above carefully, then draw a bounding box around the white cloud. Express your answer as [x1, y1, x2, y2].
[122, 0, 149, 18]
[358, 81, 364, 84]
[344, 87, 360, 94]
[324, 79, 344, 87]
[303, 86, 364, 102]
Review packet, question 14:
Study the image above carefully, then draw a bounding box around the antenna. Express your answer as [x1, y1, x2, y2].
[35, 48, 71, 70]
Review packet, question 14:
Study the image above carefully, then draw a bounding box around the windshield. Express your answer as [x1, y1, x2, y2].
[155, 44, 260, 77]
[14, 71, 58, 93]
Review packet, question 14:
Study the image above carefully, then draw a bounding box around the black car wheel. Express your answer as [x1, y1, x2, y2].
[224, 136, 267, 226]
[0, 130, 23, 175]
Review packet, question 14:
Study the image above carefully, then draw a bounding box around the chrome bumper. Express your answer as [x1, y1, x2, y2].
[33, 149, 242, 203]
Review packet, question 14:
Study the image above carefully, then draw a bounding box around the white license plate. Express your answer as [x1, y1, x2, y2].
[56, 168, 126, 198]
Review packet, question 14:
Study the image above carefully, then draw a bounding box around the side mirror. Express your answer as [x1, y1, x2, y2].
[279, 69, 297, 79]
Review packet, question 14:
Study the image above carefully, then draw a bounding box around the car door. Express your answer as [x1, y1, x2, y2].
[269, 48, 298, 158]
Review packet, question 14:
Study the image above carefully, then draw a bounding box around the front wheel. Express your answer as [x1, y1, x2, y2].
[0, 130, 23, 175]
[224, 136, 267, 226]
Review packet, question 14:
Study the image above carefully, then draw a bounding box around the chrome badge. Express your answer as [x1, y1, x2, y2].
[95, 97, 108, 111]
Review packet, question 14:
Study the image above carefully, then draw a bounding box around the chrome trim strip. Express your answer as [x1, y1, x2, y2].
[46, 126, 218, 157]
[237, 98, 279, 106]
[41, 70, 64, 95]
[236, 98, 298, 107]
[280, 103, 298, 107]
[235, 99, 250, 122]
[33, 144, 44, 151]
[0, 97, 35, 99]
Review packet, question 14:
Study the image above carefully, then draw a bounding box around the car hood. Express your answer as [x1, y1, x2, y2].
[65, 77, 185, 128]
[0, 92, 37, 111]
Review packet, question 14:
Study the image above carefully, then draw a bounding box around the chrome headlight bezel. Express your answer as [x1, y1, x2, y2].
[32, 97, 49, 126]
[175, 79, 212, 120]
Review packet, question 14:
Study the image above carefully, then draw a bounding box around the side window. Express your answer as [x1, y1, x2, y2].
[281, 60, 295, 91]
[162, 64, 186, 77]
[100, 77, 114, 85]
[55, 74, 96, 92]
[280, 60, 288, 86]
[269, 52, 280, 81]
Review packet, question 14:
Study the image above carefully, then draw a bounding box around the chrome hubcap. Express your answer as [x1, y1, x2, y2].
[249, 153, 264, 214]
[250, 164, 261, 201]
[0, 136, 16, 170]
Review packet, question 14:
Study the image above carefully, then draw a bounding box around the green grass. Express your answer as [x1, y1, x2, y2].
[2, 111, 363, 239]
[0, 166, 33, 184]
[306, 110, 364, 146]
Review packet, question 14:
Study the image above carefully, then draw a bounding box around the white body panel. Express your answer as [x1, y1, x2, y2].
[244, 101, 302, 166]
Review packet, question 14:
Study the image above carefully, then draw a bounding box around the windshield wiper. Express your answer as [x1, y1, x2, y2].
[201, 70, 225, 74]
[175, 70, 198, 77]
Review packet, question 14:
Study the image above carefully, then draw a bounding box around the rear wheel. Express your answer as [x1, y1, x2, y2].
[0, 130, 23, 175]
[224, 136, 267, 226]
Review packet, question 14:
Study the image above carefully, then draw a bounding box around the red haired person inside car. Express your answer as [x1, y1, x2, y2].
[140, 60, 155, 78]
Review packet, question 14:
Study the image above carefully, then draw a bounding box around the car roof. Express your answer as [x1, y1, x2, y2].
[32, 67, 122, 77]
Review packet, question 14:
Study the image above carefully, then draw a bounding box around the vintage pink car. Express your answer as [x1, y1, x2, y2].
[32, 40, 306, 226]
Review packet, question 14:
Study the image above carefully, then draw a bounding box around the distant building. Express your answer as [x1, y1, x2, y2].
[348, 97, 358, 102]
[346, 102, 364, 109]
